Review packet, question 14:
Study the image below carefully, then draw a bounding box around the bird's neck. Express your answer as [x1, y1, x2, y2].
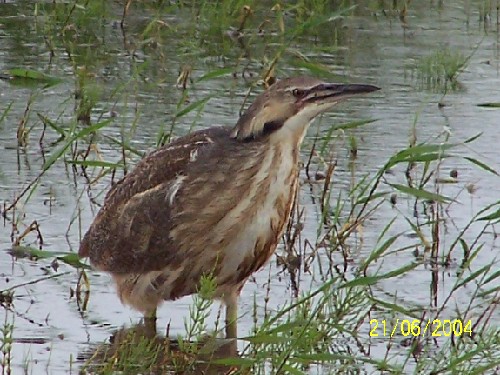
[266, 118, 311, 162]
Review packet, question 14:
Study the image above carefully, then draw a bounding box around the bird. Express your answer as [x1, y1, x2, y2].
[78, 76, 379, 339]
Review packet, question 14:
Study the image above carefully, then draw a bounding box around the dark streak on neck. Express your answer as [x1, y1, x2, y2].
[262, 119, 285, 136]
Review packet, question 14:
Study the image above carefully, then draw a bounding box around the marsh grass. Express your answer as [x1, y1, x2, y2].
[413, 47, 473, 93]
[73, 129, 500, 374]
[0, 313, 13, 375]
[1, 1, 499, 374]
[78, 276, 236, 374]
[264, 123, 500, 373]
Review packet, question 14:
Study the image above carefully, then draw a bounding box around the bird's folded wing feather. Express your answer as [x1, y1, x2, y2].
[78, 127, 230, 273]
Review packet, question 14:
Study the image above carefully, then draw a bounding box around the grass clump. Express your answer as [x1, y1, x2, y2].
[262, 122, 500, 373]
[414, 48, 469, 92]
[80, 274, 236, 375]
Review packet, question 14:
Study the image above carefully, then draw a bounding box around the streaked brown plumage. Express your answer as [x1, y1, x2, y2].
[78, 76, 379, 338]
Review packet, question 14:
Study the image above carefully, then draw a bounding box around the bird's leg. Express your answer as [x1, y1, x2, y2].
[224, 292, 238, 339]
[144, 308, 157, 337]
[145, 308, 157, 320]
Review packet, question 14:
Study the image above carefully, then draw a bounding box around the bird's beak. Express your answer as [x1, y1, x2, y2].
[303, 83, 380, 104]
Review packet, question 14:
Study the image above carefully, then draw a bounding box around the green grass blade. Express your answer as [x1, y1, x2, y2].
[341, 262, 419, 288]
[66, 160, 122, 168]
[464, 156, 499, 176]
[5, 68, 63, 88]
[478, 208, 500, 221]
[37, 113, 67, 137]
[196, 68, 234, 82]
[389, 183, 453, 203]
[42, 119, 112, 171]
[175, 96, 211, 119]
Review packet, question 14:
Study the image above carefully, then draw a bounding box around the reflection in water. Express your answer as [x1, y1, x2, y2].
[80, 323, 239, 374]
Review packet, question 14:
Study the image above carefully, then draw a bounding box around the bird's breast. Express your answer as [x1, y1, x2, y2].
[167, 140, 300, 298]
[214, 142, 299, 287]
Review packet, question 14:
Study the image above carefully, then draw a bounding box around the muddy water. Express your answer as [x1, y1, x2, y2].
[1, 2, 499, 374]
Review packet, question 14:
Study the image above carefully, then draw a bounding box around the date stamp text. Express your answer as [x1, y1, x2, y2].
[369, 319, 473, 338]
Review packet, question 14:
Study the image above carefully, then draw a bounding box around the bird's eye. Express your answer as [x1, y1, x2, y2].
[292, 89, 306, 98]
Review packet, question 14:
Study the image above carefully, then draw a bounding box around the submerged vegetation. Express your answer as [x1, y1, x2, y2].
[1, 0, 499, 374]
[413, 48, 470, 92]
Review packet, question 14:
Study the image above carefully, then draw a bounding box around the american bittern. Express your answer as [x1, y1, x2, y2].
[78, 76, 379, 338]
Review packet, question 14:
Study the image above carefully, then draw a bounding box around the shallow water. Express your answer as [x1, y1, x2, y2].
[1, 1, 499, 374]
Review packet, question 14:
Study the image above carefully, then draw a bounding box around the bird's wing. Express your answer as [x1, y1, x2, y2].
[78, 127, 230, 273]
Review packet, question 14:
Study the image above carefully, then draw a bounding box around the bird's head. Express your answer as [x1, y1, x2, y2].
[231, 76, 379, 142]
